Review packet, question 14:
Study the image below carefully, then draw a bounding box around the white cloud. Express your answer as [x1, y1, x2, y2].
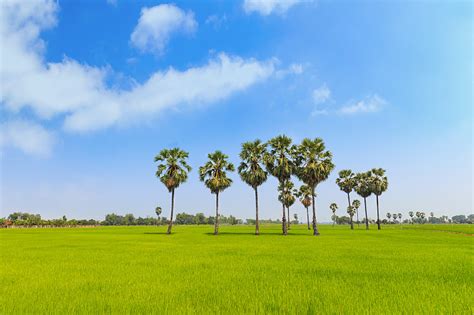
[0, 120, 55, 157]
[339, 94, 387, 114]
[0, 0, 276, 153]
[275, 63, 304, 78]
[205, 14, 227, 29]
[243, 0, 309, 16]
[312, 84, 330, 104]
[130, 4, 197, 55]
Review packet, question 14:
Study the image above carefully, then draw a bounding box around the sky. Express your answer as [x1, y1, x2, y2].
[0, 0, 472, 221]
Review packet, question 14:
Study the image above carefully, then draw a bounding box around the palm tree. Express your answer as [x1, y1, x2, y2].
[409, 211, 414, 224]
[297, 185, 312, 230]
[369, 168, 388, 230]
[416, 211, 421, 224]
[293, 138, 334, 236]
[238, 140, 268, 235]
[199, 151, 235, 235]
[398, 213, 402, 225]
[264, 135, 295, 235]
[329, 203, 338, 226]
[386, 212, 391, 223]
[420, 212, 426, 224]
[352, 200, 361, 228]
[278, 180, 296, 230]
[347, 205, 356, 229]
[355, 171, 372, 230]
[154, 148, 192, 234]
[155, 206, 162, 226]
[336, 170, 357, 225]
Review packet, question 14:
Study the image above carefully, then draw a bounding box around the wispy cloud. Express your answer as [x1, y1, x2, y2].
[338, 94, 387, 115]
[243, 0, 311, 16]
[130, 4, 197, 55]
[0, 120, 55, 157]
[312, 84, 331, 105]
[205, 14, 227, 29]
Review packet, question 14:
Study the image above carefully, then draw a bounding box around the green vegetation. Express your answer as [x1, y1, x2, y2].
[1, 224, 472, 314]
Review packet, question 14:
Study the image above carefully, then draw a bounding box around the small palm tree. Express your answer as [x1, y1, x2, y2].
[398, 213, 402, 224]
[409, 211, 414, 224]
[416, 211, 421, 224]
[352, 200, 361, 228]
[330, 203, 338, 227]
[347, 206, 356, 229]
[297, 185, 313, 230]
[420, 212, 426, 223]
[238, 140, 268, 235]
[386, 212, 391, 223]
[199, 151, 235, 235]
[336, 169, 356, 217]
[355, 171, 372, 230]
[293, 138, 334, 236]
[155, 206, 162, 226]
[264, 135, 295, 235]
[369, 168, 388, 230]
[154, 148, 191, 234]
[278, 180, 296, 230]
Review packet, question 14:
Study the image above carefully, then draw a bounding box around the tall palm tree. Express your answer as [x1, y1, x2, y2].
[297, 185, 313, 230]
[336, 170, 357, 225]
[352, 200, 361, 228]
[278, 180, 296, 230]
[264, 135, 295, 235]
[369, 168, 388, 230]
[199, 151, 235, 235]
[330, 203, 338, 226]
[238, 140, 268, 235]
[347, 205, 356, 230]
[294, 138, 335, 236]
[355, 171, 372, 230]
[409, 211, 414, 224]
[154, 148, 191, 234]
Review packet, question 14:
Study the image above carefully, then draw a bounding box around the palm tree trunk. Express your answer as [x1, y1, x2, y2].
[214, 192, 219, 235]
[287, 206, 290, 230]
[281, 202, 287, 235]
[167, 189, 175, 234]
[311, 186, 319, 236]
[356, 209, 360, 227]
[347, 192, 351, 209]
[254, 187, 259, 235]
[350, 215, 354, 230]
[376, 195, 381, 230]
[306, 206, 310, 230]
[364, 197, 369, 230]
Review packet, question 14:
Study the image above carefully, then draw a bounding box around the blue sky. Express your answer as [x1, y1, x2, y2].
[0, 0, 472, 221]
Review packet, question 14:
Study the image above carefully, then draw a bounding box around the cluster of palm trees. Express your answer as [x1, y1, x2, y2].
[155, 135, 336, 236]
[334, 169, 389, 230]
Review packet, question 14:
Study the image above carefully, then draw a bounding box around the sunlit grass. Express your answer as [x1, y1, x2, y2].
[1, 224, 472, 314]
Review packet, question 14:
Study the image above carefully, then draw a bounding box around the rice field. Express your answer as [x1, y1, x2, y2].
[0, 224, 472, 314]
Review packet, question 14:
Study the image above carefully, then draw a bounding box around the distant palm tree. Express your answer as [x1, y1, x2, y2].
[347, 205, 356, 229]
[386, 212, 391, 223]
[336, 170, 357, 225]
[420, 212, 426, 224]
[154, 148, 191, 234]
[409, 211, 414, 224]
[278, 180, 296, 230]
[355, 171, 372, 230]
[264, 135, 295, 235]
[416, 211, 421, 224]
[155, 206, 162, 226]
[329, 203, 338, 227]
[369, 168, 388, 230]
[297, 185, 313, 230]
[352, 200, 361, 228]
[398, 213, 402, 224]
[199, 151, 235, 235]
[238, 140, 268, 235]
[293, 138, 335, 236]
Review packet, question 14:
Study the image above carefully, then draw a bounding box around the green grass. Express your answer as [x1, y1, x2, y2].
[1, 224, 472, 314]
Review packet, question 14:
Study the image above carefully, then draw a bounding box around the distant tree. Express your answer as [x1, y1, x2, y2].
[420, 212, 426, 223]
[297, 184, 313, 230]
[355, 171, 372, 230]
[352, 200, 361, 228]
[330, 203, 338, 227]
[293, 138, 334, 236]
[155, 206, 162, 225]
[194, 213, 206, 225]
[336, 170, 356, 222]
[293, 213, 298, 224]
[278, 180, 296, 230]
[347, 206, 356, 229]
[398, 213, 402, 224]
[155, 148, 192, 234]
[264, 135, 295, 235]
[123, 213, 136, 225]
[386, 212, 391, 223]
[199, 151, 235, 235]
[409, 211, 414, 224]
[238, 140, 268, 235]
[369, 168, 388, 230]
